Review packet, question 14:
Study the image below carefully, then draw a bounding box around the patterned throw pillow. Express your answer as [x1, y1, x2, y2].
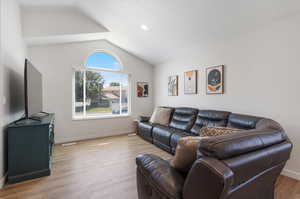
[200, 126, 240, 137]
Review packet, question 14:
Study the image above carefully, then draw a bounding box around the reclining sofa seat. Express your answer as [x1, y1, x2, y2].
[152, 107, 198, 153]
[136, 109, 293, 199]
[138, 107, 175, 143]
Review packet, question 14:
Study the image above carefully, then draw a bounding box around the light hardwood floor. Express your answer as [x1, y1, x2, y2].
[0, 134, 299, 199]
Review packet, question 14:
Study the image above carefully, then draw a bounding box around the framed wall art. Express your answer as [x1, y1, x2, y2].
[184, 70, 197, 94]
[206, 65, 224, 94]
[137, 82, 149, 97]
[168, 75, 178, 96]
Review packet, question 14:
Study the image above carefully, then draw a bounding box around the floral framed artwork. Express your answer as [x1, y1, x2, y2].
[184, 70, 197, 94]
[137, 82, 149, 97]
[206, 65, 224, 94]
[168, 75, 178, 96]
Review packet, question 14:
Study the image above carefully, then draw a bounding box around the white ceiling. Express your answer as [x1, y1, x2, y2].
[19, 0, 300, 65]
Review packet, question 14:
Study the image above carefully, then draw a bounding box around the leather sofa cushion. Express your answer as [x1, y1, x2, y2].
[138, 122, 154, 142]
[136, 154, 185, 199]
[153, 125, 174, 145]
[190, 110, 230, 135]
[198, 129, 287, 160]
[169, 108, 198, 131]
[139, 122, 154, 133]
[153, 140, 172, 153]
[170, 132, 190, 149]
[227, 113, 262, 130]
[223, 141, 292, 187]
[256, 118, 284, 132]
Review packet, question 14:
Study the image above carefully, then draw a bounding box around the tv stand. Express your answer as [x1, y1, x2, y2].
[14, 112, 52, 124]
[7, 113, 55, 184]
[40, 111, 50, 116]
[14, 117, 42, 124]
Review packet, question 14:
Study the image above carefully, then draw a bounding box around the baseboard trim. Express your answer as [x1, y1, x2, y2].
[55, 130, 133, 144]
[282, 169, 300, 181]
[0, 173, 7, 189]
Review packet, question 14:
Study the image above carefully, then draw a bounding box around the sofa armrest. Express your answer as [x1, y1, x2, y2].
[183, 157, 234, 199]
[136, 154, 185, 199]
[198, 129, 287, 159]
[139, 116, 151, 123]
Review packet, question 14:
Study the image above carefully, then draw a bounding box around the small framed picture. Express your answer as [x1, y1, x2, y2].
[168, 75, 178, 96]
[206, 65, 224, 94]
[184, 70, 197, 94]
[137, 82, 149, 97]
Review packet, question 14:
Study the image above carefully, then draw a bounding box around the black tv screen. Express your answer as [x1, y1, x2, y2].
[24, 59, 43, 118]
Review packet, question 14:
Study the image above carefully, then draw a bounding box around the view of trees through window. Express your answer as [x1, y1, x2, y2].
[74, 52, 129, 118]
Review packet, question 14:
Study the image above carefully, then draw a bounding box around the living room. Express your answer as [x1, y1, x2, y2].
[0, 0, 299, 198]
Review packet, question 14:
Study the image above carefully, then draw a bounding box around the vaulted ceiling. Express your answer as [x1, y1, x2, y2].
[18, 0, 300, 65]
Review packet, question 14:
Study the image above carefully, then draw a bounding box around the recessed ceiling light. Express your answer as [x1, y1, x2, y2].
[140, 25, 149, 31]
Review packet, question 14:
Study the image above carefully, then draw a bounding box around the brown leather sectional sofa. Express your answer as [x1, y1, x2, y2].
[136, 107, 292, 199]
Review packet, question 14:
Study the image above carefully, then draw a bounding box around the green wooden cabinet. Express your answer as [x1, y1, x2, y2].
[7, 114, 55, 184]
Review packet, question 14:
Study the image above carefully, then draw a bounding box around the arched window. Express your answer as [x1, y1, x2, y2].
[73, 51, 130, 119]
[85, 52, 122, 71]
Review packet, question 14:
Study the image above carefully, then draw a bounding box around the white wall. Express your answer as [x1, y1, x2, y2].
[0, 0, 3, 186]
[0, 0, 27, 187]
[28, 40, 154, 143]
[21, 6, 108, 38]
[154, 13, 300, 180]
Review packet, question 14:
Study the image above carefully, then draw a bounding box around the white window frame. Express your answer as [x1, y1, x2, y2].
[72, 51, 131, 120]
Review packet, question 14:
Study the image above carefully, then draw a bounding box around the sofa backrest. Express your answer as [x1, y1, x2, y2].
[190, 110, 231, 135]
[227, 113, 262, 130]
[162, 107, 265, 134]
[169, 107, 198, 131]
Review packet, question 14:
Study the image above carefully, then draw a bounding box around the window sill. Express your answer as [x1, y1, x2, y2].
[72, 114, 131, 121]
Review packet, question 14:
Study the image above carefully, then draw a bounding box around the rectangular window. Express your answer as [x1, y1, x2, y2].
[73, 70, 130, 119]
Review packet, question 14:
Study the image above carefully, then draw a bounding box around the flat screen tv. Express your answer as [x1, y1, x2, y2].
[24, 59, 43, 118]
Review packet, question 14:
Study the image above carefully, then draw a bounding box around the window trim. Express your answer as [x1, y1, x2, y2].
[72, 114, 131, 121]
[72, 51, 131, 120]
[73, 65, 124, 74]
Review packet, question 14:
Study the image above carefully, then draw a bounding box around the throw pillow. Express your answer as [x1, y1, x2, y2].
[171, 136, 206, 172]
[149, 107, 172, 126]
[200, 126, 240, 137]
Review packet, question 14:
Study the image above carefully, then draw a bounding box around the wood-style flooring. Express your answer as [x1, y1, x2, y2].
[0, 134, 299, 199]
